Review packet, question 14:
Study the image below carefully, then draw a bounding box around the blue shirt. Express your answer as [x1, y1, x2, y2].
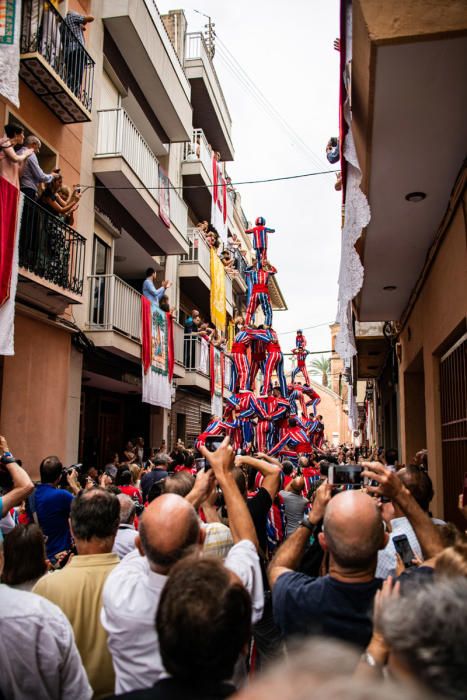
[32, 484, 74, 558]
[142, 279, 165, 311]
[18, 149, 53, 192]
[273, 571, 382, 649]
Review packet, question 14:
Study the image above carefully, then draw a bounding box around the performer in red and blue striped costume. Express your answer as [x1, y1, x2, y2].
[261, 329, 288, 397]
[268, 418, 313, 463]
[230, 329, 251, 392]
[195, 415, 239, 449]
[245, 216, 275, 268]
[292, 345, 311, 384]
[305, 387, 321, 415]
[245, 262, 277, 327]
[256, 388, 290, 452]
[288, 382, 310, 416]
[225, 390, 267, 451]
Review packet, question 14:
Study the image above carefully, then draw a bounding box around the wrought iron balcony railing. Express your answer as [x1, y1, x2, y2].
[20, 0, 95, 121]
[19, 195, 86, 295]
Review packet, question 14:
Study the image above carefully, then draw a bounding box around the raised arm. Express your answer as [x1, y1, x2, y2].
[268, 479, 331, 587]
[236, 455, 280, 500]
[200, 437, 259, 550]
[2, 143, 33, 164]
[0, 436, 34, 515]
[362, 462, 443, 559]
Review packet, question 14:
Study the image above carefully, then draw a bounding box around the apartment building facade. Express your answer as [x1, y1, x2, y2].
[0, 0, 94, 476]
[337, 0, 467, 524]
[0, 0, 286, 471]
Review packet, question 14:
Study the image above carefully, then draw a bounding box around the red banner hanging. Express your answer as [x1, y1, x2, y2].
[166, 312, 174, 382]
[141, 296, 152, 374]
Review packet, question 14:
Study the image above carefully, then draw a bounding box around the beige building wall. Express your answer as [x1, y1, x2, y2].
[1, 313, 73, 478]
[398, 183, 467, 518]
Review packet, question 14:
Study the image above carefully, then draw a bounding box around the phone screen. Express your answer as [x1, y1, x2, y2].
[194, 457, 207, 471]
[204, 436, 224, 453]
[329, 465, 364, 487]
[393, 535, 416, 568]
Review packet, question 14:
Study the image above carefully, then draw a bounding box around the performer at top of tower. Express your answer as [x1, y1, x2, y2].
[245, 216, 275, 268]
[295, 329, 307, 349]
[291, 330, 311, 385]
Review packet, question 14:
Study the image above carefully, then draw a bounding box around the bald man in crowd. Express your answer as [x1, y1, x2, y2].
[269, 482, 388, 649]
[102, 439, 264, 695]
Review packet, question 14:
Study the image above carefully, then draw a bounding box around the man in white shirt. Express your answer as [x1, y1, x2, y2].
[376, 465, 444, 578]
[0, 536, 92, 700]
[112, 494, 137, 559]
[102, 438, 263, 695]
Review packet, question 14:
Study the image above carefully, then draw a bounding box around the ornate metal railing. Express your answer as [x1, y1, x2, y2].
[19, 195, 86, 295]
[20, 0, 95, 112]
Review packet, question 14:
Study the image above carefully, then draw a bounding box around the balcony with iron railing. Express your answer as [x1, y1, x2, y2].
[16, 195, 85, 313]
[86, 273, 185, 372]
[19, 0, 94, 122]
[184, 32, 234, 161]
[94, 108, 188, 255]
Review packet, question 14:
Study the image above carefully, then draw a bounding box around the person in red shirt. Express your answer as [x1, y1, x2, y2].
[117, 470, 142, 504]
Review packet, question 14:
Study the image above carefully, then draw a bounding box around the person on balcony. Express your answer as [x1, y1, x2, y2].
[142, 269, 171, 312]
[62, 10, 94, 97]
[18, 136, 60, 200]
[39, 176, 80, 218]
[0, 124, 33, 189]
[221, 250, 239, 276]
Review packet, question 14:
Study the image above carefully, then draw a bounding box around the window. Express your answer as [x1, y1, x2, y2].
[91, 236, 111, 325]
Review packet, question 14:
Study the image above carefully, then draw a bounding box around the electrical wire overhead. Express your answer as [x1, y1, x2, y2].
[215, 35, 327, 171]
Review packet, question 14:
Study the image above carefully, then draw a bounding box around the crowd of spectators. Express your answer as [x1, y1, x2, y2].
[1, 428, 466, 699]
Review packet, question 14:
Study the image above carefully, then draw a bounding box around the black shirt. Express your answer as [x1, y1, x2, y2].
[272, 572, 382, 649]
[141, 468, 168, 503]
[112, 678, 235, 700]
[247, 487, 272, 556]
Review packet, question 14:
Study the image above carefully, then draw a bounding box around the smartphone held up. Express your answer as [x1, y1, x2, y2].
[328, 464, 365, 491]
[194, 435, 225, 471]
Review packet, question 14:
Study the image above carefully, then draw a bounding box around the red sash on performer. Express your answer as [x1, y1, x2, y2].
[252, 284, 269, 294]
[296, 444, 313, 453]
[231, 343, 247, 354]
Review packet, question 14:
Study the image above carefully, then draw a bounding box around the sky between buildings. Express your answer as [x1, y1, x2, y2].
[159, 0, 342, 372]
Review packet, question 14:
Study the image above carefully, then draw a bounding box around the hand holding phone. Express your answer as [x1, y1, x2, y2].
[392, 534, 416, 569]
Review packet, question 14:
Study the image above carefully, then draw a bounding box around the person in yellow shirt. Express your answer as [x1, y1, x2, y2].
[34, 488, 120, 699]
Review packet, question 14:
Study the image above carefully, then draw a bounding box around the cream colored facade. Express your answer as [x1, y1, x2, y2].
[342, 0, 467, 523]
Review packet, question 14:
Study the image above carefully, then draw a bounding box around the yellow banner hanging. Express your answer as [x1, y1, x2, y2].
[210, 247, 226, 330]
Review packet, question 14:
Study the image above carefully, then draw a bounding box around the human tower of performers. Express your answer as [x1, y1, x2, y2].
[196, 217, 325, 464]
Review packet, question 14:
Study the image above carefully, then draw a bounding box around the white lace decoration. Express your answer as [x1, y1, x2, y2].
[0, 0, 21, 107]
[335, 63, 371, 364]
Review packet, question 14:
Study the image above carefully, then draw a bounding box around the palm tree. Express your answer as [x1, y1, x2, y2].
[311, 355, 330, 387]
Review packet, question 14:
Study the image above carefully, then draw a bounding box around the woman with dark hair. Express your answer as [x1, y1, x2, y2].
[117, 469, 143, 504]
[2, 524, 48, 590]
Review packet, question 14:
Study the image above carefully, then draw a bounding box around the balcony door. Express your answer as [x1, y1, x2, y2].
[440, 332, 467, 527]
[91, 236, 110, 326]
